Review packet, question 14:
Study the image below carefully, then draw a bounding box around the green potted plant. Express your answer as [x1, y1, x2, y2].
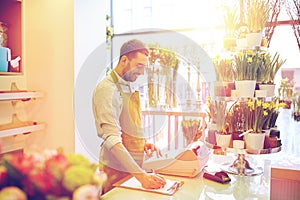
[213, 55, 235, 97]
[223, 6, 239, 50]
[206, 97, 231, 147]
[278, 77, 294, 109]
[242, 99, 269, 150]
[257, 51, 286, 97]
[232, 49, 260, 97]
[246, 0, 271, 47]
[292, 91, 300, 121]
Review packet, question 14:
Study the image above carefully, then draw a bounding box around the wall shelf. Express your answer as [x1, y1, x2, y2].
[0, 123, 46, 138]
[0, 91, 43, 101]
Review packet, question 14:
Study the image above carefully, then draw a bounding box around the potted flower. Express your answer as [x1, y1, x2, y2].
[292, 91, 300, 121]
[206, 97, 231, 147]
[232, 49, 260, 97]
[242, 99, 269, 150]
[213, 55, 235, 97]
[257, 52, 286, 97]
[278, 77, 294, 109]
[181, 119, 201, 146]
[246, 0, 271, 47]
[223, 6, 239, 50]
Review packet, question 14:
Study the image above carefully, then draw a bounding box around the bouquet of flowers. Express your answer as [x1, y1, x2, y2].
[0, 148, 107, 200]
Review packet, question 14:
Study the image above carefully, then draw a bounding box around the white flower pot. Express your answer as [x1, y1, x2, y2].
[216, 133, 232, 148]
[235, 80, 256, 98]
[246, 32, 263, 48]
[236, 38, 247, 49]
[258, 84, 275, 97]
[244, 132, 266, 150]
[255, 90, 267, 98]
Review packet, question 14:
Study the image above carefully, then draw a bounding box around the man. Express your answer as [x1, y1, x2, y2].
[92, 39, 166, 194]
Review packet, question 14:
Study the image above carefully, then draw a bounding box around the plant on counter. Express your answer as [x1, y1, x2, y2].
[292, 91, 300, 121]
[0, 148, 107, 200]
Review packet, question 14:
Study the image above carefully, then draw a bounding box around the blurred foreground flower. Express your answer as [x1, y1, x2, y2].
[0, 148, 107, 200]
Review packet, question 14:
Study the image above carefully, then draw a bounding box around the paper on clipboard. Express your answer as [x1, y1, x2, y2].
[113, 176, 184, 196]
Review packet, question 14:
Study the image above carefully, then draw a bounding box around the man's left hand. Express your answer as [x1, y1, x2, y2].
[144, 143, 162, 158]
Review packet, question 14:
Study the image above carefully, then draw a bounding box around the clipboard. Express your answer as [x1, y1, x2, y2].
[113, 175, 184, 196]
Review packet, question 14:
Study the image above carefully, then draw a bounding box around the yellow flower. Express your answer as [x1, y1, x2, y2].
[247, 57, 253, 63]
[263, 111, 268, 116]
[262, 102, 270, 109]
[257, 99, 262, 107]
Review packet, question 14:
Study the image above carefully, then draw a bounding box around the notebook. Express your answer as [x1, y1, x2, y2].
[113, 175, 184, 196]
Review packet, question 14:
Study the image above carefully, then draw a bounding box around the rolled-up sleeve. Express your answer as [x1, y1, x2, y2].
[92, 79, 123, 150]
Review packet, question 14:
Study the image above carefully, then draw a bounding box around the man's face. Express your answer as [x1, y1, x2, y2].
[122, 52, 148, 82]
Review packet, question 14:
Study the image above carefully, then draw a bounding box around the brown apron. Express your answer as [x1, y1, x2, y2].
[102, 71, 146, 193]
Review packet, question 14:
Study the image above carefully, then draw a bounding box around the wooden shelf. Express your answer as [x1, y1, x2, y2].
[0, 123, 46, 138]
[0, 91, 44, 101]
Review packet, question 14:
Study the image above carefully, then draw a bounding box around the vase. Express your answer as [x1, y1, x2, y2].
[235, 80, 256, 98]
[246, 32, 263, 48]
[244, 132, 266, 150]
[215, 133, 232, 148]
[258, 84, 275, 97]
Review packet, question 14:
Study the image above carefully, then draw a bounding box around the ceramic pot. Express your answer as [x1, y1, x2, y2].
[215, 133, 232, 148]
[246, 32, 263, 48]
[258, 84, 275, 97]
[244, 132, 266, 150]
[235, 80, 256, 98]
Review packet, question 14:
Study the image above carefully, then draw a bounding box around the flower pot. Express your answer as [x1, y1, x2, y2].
[255, 90, 267, 98]
[246, 32, 263, 48]
[236, 38, 247, 49]
[214, 81, 227, 97]
[235, 80, 256, 98]
[258, 84, 275, 97]
[207, 123, 217, 145]
[244, 132, 266, 150]
[215, 133, 232, 148]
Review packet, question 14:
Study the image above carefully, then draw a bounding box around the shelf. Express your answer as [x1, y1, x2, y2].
[0, 123, 46, 138]
[0, 91, 44, 101]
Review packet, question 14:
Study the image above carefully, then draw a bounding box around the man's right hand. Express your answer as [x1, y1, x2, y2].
[134, 172, 166, 189]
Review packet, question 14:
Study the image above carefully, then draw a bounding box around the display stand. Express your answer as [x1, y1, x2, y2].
[205, 142, 281, 176]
